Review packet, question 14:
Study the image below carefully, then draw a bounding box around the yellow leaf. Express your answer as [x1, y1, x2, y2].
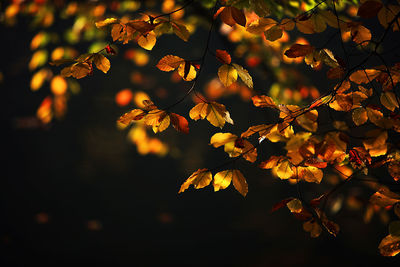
[287, 198, 303, 213]
[363, 130, 388, 157]
[296, 110, 318, 132]
[352, 107, 368, 126]
[213, 170, 233, 191]
[276, 160, 294, 179]
[178, 62, 197, 81]
[297, 166, 323, 183]
[232, 63, 253, 88]
[144, 109, 170, 133]
[138, 31, 156, 50]
[93, 54, 110, 73]
[95, 18, 118, 28]
[251, 95, 277, 109]
[218, 64, 238, 87]
[189, 102, 233, 128]
[381, 91, 399, 112]
[210, 132, 237, 148]
[178, 169, 212, 193]
[156, 55, 185, 71]
[232, 169, 248, 197]
[118, 109, 146, 125]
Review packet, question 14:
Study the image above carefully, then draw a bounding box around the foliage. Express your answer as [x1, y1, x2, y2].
[4, 0, 400, 257]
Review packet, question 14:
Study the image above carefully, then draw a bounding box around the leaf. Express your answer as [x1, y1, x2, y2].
[178, 61, 197, 81]
[128, 20, 156, 35]
[264, 25, 283, 41]
[213, 170, 233, 191]
[303, 220, 322, 238]
[241, 124, 273, 138]
[95, 18, 118, 28]
[171, 22, 190, 41]
[230, 6, 247, 27]
[379, 235, 400, 257]
[118, 109, 146, 125]
[93, 54, 110, 73]
[144, 109, 170, 133]
[276, 160, 294, 179]
[352, 107, 368, 126]
[248, 0, 270, 16]
[297, 166, 323, 183]
[111, 24, 124, 41]
[349, 69, 380, 84]
[380, 91, 399, 112]
[327, 67, 345, 80]
[232, 63, 253, 88]
[287, 198, 303, 213]
[178, 169, 212, 193]
[284, 44, 315, 58]
[156, 55, 185, 72]
[219, 6, 246, 27]
[311, 13, 326, 33]
[350, 24, 371, 46]
[357, 1, 383, 19]
[370, 186, 400, 207]
[189, 102, 233, 128]
[137, 31, 156, 50]
[271, 198, 295, 213]
[296, 110, 318, 132]
[232, 169, 248, 196]
[210, 132, 237, 148]
[170, 113, 189, 134]
[251, 95, 277, 108]
[218, 64, 238, 87]
[215, 49, 231, 64]
[61, 63, 91, 79]
[259, 155, 284, 169]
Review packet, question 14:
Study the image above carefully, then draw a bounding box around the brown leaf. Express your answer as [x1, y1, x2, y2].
[284, 44, 315, 58]
[215, 49, 231, 64]
[118, 109, 146, 125]
[252, 95, 277, 108]
[379, 235, 400, 256]
[156, 55, 185, 72]
[170, 113, 189, 134]
[357, 1, 383, 18]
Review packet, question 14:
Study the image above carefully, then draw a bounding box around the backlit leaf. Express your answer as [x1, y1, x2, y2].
[251, 95, 277, 109]
[213, 170, 233, 191]
[232, 63, 253, 88]
[210, 132, 237, 148]
[358, 1, 383, 19]
[170, 113, 189, 134]
[264, 25, 283, 41]
[231, 169, 248, 197]
[215, 49, 231, 64]
[156, 55, 185, 72]
[96, 18, 118, 28]
[93, 54, 110, 73]
[171, 22, 190, 41]
[352, 107, 368, 126]
[118, 109, 146, 125]
[178, 169, 212, 193]
[218, 64, 238, 87]
[137, 31, 156, 50]
[189, 102, 233, 128]
[379, 235, 400, 257]
[276, 160, 294, 179]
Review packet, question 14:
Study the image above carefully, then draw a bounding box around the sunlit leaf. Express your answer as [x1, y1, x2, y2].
[379, 235, 400, 257]
[284, 44, 314, 58]
[93, 53, 110, 73]
[380, 91, 399, 112]
[171, 22, 190, 41]
[232, 63, 253, 89]
[265, 25, 283, 41]
[218, 64, 238, 87]
[251, 95, 277, 109]
[352, 107, 368, 126]
[156, 55, 185, 71]
[138, 31, 156, 50]
[178, 169, 212, 193]
[215, 49, 231, 64]
[189, 102, 233, 128]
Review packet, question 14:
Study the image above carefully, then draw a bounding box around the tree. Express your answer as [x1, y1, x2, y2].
[3, 0, 400, 259]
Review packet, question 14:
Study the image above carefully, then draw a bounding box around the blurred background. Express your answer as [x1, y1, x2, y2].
[1, 0, 400, 266]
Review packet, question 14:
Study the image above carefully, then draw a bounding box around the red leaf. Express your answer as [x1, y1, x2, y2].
[357, 1, 383, 18]
[215, 49, 232, 64]
[170, 113, 189, 134]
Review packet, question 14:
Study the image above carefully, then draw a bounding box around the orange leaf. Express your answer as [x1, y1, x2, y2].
[284, 44, 315, 58]
[252, 95, 277, 108]
[118, 109, 146, 125]
[379, 235, 400, 256]
[170, 113, 189, 134]
[215, 49, 231, 64]
[156, 55, 184, 72]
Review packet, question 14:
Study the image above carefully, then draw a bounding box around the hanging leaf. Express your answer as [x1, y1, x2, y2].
[171, 22, 190, 41]
[264, 25, 283, 41]
[118, 109, 146, 125]
[189, 102, 234, 128]
[218, 64, 238, 87]
[251, 95, 277, 109]
[178, 169, 212, 193]
[170, 113, 189, 134]
[380, 91, 399, 112]
[95, 18, 118, 28]
[284, 44, 315, 58]
[232, 63, 253, 88]
[93, 54, 110, 73]
[156, 55, 185, 71]
[215, 49, 231, 64]
[137, 31, 157, 50]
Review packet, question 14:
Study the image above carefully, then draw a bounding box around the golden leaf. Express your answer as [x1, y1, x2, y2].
[275, 160, 294, 179]
[297, 166, 323, 184]
[210, 132, 237, 148]
[251, 95, 277, 108]
[241, 124, 273, 138]
[232, 63, 253, 88]
[189, 102, 233, 128]
[137, 31, 156, 50]
[156, 55, 185, 72]
[93, 54, 110, 73]
[118, 109, 146, 125]
[218, 64, 238, 87]
[178, 169, 212, 193]
[171, 22, 190, 41]
[95, 18, 118, 28]
[213, 170, 233, 192]
[231, 169, 248, 197]
[178, 61, 197, 81]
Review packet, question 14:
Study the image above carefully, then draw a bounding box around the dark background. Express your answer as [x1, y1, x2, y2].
[2, 3, 400, 266]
